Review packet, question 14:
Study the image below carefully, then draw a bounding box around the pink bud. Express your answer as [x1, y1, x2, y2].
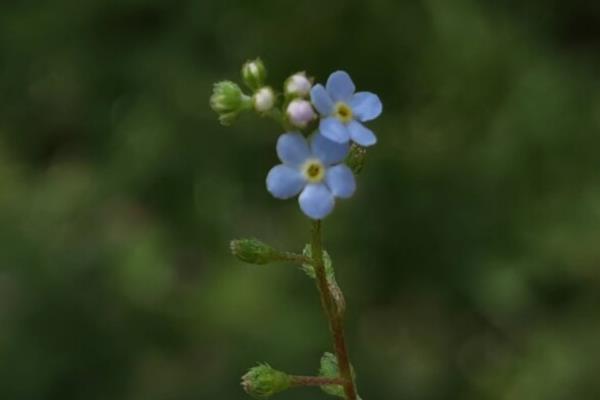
[286, 99, 316, 128]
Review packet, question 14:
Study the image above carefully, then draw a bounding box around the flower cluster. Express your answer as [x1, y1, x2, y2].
[210, 59, 382, 220]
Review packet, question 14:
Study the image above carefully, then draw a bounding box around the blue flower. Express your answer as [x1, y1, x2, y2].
[311, 71, 382, 146]
[266, 132, 356, 220]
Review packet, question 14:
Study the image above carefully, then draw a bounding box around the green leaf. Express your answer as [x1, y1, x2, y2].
[302, 245, 345, 315]
[319, 352, 346, 398]
[301, 244, 334, 279]
[319, 353, 361, 399]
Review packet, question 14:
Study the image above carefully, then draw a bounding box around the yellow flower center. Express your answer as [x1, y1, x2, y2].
[334, 102, 353, 124]
[302, 159, 325, 183]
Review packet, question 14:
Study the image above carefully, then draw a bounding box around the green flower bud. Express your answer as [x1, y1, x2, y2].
[242, 58, 267, 91]
[241, 363, 291, 399]
[253, 87, 276, 113]
[345, 144, 367, 175]
[210, 81, 252, 126]
[230, 238, 279, 265]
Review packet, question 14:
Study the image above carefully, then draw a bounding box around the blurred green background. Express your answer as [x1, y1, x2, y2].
[1, 0, 600, 399]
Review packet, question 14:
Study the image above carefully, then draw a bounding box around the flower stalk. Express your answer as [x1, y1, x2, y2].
[290, 375, 346, 387]
[230, 238, 312, 266]
[311, 220, 358, 400]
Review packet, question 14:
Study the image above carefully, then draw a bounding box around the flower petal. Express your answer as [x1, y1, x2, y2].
[348, 120, 377, 146]
[319, 117, 351, 143]
[310, 84, 334, 115]
[266, 164, 305, 199]
[310, 132, 350, 165]
[325, 164, 356, 199]
[276, 132, 311, 166]
[349, 92, 382, 122]
[326, 71, 356, 102]
[298, 183, 335, 220]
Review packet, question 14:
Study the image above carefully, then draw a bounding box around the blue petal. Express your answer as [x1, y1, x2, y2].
[266, 164, 305, 199]
[349, 92, 382, 122]
[326, 71, 356, 102]
[310, 84, 334, 115]
[310, 132, 350, 165]
[348, 120, 377, 146]
[325, 164, 356, 199]
[276, 132, 311, 166]
[319, 117, 351, 143]
[298, 183, 335, 220]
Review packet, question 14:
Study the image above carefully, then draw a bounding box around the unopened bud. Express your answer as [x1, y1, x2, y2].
[345, 144, 367, 175]
[286, 99, 315, 128]
[230, 238, 279, 265]
[241, 364, 291, 399]
[285, 72, 312, 98]
[242, 58, 267, 91]
[253, 87, 275, 113]
[210, 81, 251, 126]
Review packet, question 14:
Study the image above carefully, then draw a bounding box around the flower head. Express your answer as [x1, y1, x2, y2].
[266, 132, 356, 220]
[311, 71, 382, 146]
[286, 99, 316, 128]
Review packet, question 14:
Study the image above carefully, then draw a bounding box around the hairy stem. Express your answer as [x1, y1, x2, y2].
[311, 220, 358, 400]
[274, 251, 312, 265]
[290, 375, 346, 387]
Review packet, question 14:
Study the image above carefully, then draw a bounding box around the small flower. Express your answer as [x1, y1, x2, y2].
[242, 58, 267, 90]
[210, 81, 252, 126]
[253, 87, 275, 113]
[286, 99, 316, 128]
[285, 72, 312, 98]
[266, 132, 356, 220]
[311, 70, 382, 146]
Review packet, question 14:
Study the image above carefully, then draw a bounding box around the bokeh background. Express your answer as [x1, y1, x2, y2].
[2, 0, 600, 399]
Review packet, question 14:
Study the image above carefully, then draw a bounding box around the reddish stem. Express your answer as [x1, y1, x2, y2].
[311, 220, 358, 400]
